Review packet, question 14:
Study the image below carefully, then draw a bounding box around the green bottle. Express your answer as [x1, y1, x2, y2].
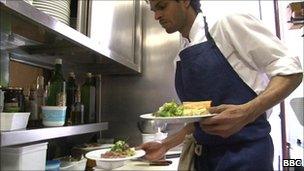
[71, 85, 84, 125]
[46, 58, 66, 106]
[81, 73, 96, 123]
[66, 72, 76, 122]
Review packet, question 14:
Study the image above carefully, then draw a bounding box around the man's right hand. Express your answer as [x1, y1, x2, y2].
[137, 141, 167, 161]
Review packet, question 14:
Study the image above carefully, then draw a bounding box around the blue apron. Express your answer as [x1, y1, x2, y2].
[175, 17, 274, 170]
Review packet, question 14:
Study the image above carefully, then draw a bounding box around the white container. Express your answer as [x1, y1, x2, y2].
[141, 133, 156, 143]
[142, 132, 168, 143]
[0, 112, 30, 131]
[1, 142, 48, 170]
[42, 106, 67, 127]
[60, 157, 87, 170]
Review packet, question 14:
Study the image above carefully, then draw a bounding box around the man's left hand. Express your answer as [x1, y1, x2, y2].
[200, 104, 254, 138]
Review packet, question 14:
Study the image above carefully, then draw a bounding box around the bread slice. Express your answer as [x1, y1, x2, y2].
[182, 101, 211, 109]
[181, 101, 211, 116]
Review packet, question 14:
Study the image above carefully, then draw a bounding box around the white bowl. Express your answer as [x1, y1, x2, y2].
[95, 160, 125, 170]
[85, 149, 145, 170]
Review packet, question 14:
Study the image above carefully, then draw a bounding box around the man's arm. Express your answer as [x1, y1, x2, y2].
[201, 73, 303, 138]
[162, 122, 195, 151]
[138, 122, 195, 160]
[244, 73, 302, 122]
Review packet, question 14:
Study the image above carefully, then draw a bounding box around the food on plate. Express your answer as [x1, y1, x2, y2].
[182, 101, 211, 116]
[153, 101, 211, 117]
[101, 141, 135, 158]
[153, 101, 184, 117]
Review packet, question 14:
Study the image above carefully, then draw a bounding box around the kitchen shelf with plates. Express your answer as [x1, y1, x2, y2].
[0, 0, 140, 74]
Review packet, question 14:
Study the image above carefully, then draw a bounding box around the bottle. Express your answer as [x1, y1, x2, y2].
[46, 58, 66, 106]
[70, 85, 84, 125]
[66, 72, 77, 123]
[81, 72, 96, 123]
[36, 76, 45, 122]
[23, 85, 31, 113]
[95, 74, 102, 123]
[29, 84, 38, 121]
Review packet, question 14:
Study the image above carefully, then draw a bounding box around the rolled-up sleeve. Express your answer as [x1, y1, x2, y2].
[219, 13, 303, 78]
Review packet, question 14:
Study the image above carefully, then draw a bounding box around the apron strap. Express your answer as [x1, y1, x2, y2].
[203, 16, 216, 46]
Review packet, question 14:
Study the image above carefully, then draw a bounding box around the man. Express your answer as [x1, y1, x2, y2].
[139, 0, 303, 170]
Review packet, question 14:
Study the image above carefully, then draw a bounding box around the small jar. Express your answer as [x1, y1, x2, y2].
[3, 87, 24, 112]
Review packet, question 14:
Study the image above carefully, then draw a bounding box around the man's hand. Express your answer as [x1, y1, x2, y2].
[200, 104, 253, 138]
[137, 141, 167, 161]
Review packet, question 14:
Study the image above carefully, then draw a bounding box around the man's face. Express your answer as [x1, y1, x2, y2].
[149, 0, 187, 34]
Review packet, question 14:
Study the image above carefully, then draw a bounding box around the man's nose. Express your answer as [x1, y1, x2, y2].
[154, 11, 162, 20]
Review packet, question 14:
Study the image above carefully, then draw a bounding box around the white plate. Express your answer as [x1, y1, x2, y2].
[85, 149, 145, 162]
[33, 4, 70, 19]
[140, 113, 217, 123]
[33, 2, 70, 15]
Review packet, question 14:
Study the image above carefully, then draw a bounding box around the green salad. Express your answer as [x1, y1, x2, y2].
[153, 101, 184, 117]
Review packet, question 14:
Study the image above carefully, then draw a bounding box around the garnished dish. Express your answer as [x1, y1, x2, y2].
[140, 101, 214, 122]
[153, 101, 211, 117]
[101, 140, 135, 159]
[85, 141, 145, 170]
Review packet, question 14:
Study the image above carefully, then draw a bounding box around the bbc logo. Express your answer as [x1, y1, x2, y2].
[283, 159, 303, 167]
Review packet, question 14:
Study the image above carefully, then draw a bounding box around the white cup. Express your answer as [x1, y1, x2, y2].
[142, 132, 168, 143]
[142, 133, 156, 143]
[155, 132, 168, 141]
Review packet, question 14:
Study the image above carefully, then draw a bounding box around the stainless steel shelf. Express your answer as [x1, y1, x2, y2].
[0, 0, 140, 74]
[1, 122, 108, 147]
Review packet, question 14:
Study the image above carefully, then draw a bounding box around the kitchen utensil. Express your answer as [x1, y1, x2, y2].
[149, 160, 172, 166]
[137, 120, 167, 134]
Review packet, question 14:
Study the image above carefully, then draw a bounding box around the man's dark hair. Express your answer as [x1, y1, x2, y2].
[190, 0, 202, 13]
[145, 0, 202, 13]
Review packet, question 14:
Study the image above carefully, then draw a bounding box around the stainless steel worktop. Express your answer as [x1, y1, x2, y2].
[0, 122, 108, 147]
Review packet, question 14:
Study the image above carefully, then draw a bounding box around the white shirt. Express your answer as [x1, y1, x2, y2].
[177, 13, 303, 95]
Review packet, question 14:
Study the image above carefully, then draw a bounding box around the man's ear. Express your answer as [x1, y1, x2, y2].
[182, 0, 191, 8]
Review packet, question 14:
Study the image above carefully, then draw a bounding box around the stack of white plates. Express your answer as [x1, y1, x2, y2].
[23, 0, 33, 5]
[32, 0, 70, 25]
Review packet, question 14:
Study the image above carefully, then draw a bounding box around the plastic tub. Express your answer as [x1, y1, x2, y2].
[46, 160, 61, 171]
[60, 157, 87, 170]
[0, 112, 30, 131]
[1, 142, 48, 170]
[42, 106, 66, 127]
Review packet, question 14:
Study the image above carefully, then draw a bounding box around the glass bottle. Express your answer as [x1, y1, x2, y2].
[70, 85, 84, 125]
[46, 58, 66, 106]
[29, 84, 38, 121]
[36, 76, 45, 121]
[66, 72, 77, 123]
[81, 72, 96, 123]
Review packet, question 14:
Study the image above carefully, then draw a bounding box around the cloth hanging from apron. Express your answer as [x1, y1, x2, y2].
[178, 134, 196, 171]
[175, 16, 274, 170]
